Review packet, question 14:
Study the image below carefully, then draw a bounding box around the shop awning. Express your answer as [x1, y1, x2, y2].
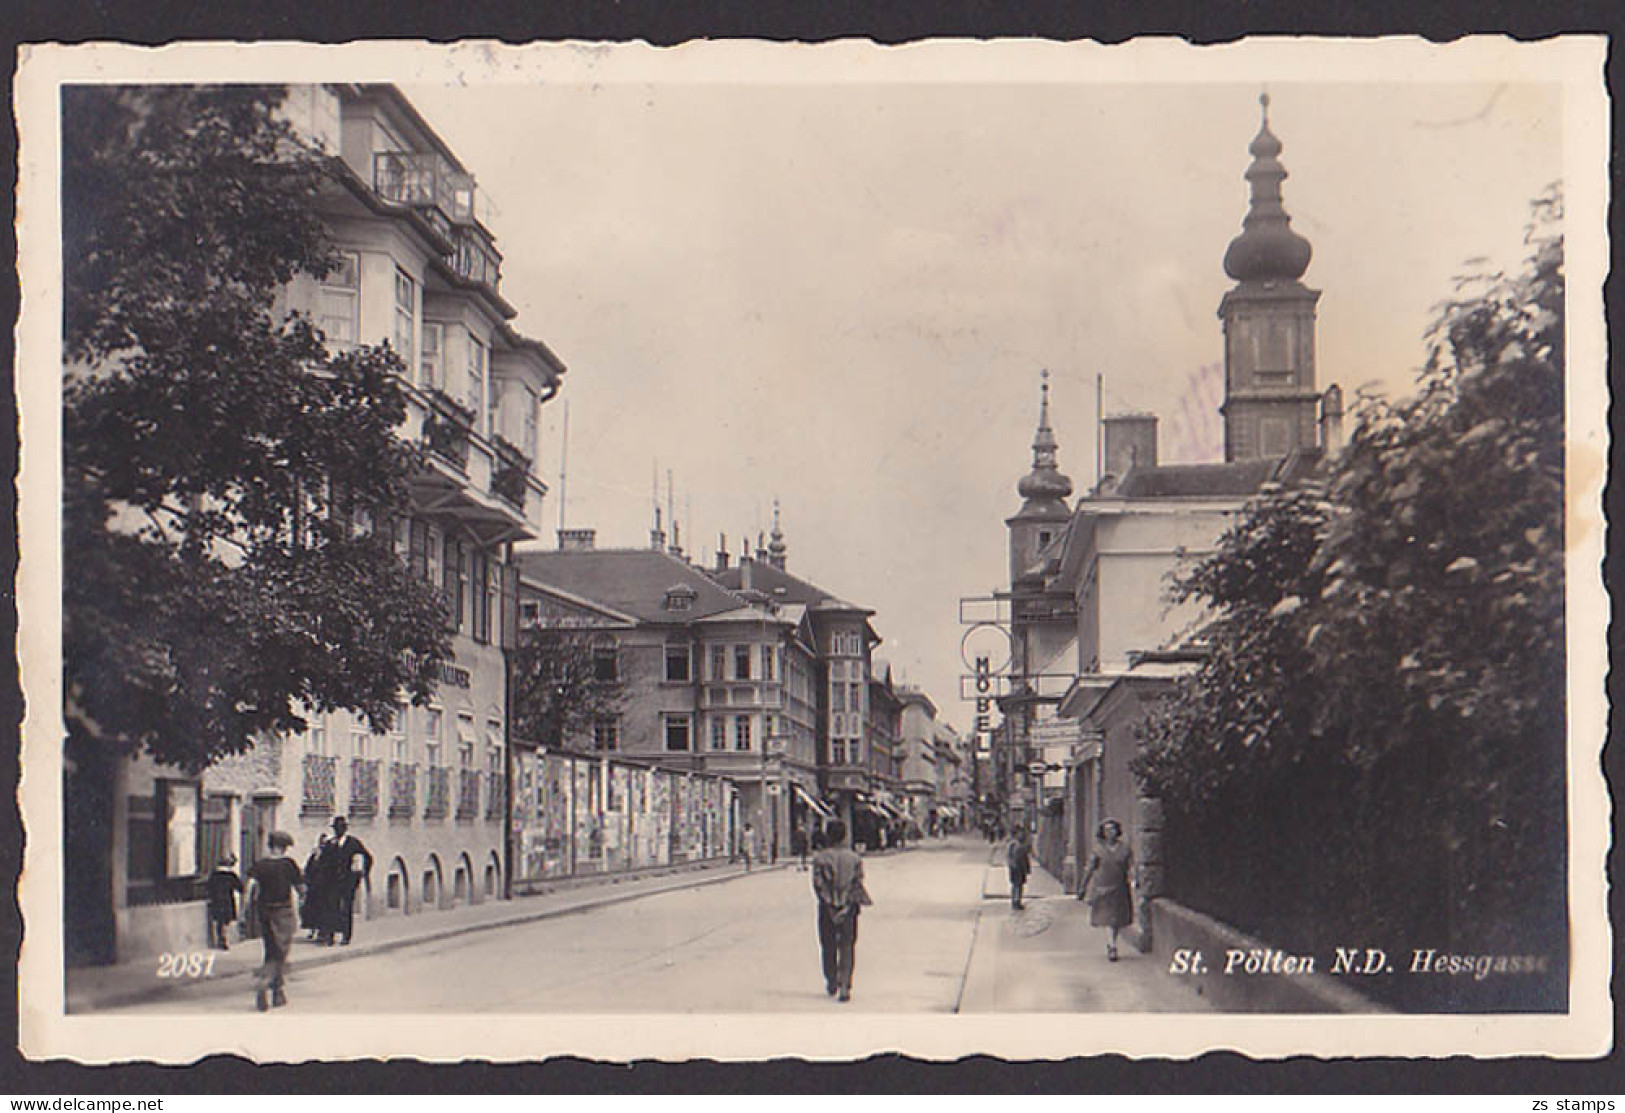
[791, 782, 834, 819]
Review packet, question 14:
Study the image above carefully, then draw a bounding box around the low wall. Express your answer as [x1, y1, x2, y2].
[115, 902, 209, 963]
[1148, 898, 1390, 1014]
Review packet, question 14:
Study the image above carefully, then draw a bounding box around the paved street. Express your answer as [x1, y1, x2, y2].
[96, 838, 1203, 1014]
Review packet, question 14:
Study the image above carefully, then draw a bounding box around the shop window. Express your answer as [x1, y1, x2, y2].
[159, 779, 201, 879]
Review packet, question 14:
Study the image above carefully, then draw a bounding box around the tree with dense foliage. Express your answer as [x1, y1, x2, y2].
[509, 626, 626, 752]
[62, 85, 450, 773]
[1134, 187, 1567, 1009]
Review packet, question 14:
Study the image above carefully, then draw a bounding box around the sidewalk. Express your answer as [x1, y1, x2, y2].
[67, 857, 788, 1013]
[959, 847, 1207, 1013]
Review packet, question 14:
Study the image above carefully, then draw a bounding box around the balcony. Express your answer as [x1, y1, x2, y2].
[425, 765, 450, 819]
[349, 758, 381, 818]
[484, 771, 506, 822]
[301, 754, 337, 816]
[491, 435, 530, 511]
[423, 389, 475, 473]
[451, 225, 502, 291]
[373, 151, 461, 239]
[389, 762, 417, 818]
[456, 769, 481, 820]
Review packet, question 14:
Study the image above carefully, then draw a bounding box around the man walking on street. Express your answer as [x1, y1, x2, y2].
[811, 818, 871, 1002]
[1007, 827, 1032, 911]
[325, 816, 373, 946]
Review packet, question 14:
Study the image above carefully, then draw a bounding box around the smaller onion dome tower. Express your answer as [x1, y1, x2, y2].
[1007, 370, 1073, 584]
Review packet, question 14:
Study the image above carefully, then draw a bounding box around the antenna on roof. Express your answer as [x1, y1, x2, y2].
[1096, 372, 1105, 489]
[556, 399, 570, 543]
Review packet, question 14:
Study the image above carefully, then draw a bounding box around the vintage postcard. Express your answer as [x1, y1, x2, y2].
[15, 36, 1611, 1062]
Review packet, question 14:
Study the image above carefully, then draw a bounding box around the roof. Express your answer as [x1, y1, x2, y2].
[1111, 448, 1323, 500]
[712, 559, 873, 616]
[517, 548, 749, 624]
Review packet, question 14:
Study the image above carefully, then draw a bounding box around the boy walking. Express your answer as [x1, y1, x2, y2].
[811, 819, 871, 1002]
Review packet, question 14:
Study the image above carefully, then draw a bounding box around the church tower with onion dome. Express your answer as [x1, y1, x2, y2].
[1218, 93, 1323, 461]
[1007, 369, 1073, 585]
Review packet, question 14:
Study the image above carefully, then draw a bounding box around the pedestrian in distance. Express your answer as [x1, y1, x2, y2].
[204, 854, 242, 951]
[302, 832, 331, 942]
[796, 817, 812, 871]
[1078, 818, 1134, 961]
[741, 822, 754, 871]
[244, 830, 304, 1011]
[325, 816, 373, 946]
[1006, 827, 1032, 911]
[811, 818, 871, 1002]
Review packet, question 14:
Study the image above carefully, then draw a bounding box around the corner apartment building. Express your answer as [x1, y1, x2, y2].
[515, 531, 825, 865]
[96, 84, 563, 963]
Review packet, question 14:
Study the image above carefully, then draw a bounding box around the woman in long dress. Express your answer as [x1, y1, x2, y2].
[1078, 818, 1133, 961]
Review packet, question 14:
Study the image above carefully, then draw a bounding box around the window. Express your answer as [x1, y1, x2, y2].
[592, 646, 619, 682]
[710, 645, 727, 681]
[850, 683, 863, 717]
[318, 251, 359, 347]
[1038, 530, 1053, 549]
[465, 334, 488, 431]
[664, 714, 692, 752]
[664, 643, 691, 683]
[443, 534, 466, 631]
[352, 728, 371, 758]
[421, 322, 444, 390]
[710, 717, 727, 751]
[471, 550, 491, 643]
[393, 268, 416, 375]
[593, 718, 620, 752]
[831, 681, 846, 713]
[761, 645, 776, 681]
[831, 740, 847, 766]
[734, 715, 753, 752]
[308, 716, 329, 755]
[486, 720, 503, 765]
[734, 646, 752, 681]
[764, 714, 776, 746]
[159, 780, 201, 878]
[408, 518, 430, 581]
[523, 388, 539, 459]
[425, 708, 443, 768]
[457, 714, 476, 770]
[520, 599, 542, 628]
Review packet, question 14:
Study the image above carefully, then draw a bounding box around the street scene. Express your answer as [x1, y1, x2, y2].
[74, 836, 1200, 1015]
[22, 38, 1605, 1060]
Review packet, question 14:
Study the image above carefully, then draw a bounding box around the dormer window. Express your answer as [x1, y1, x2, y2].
[664, 584, 697, 612]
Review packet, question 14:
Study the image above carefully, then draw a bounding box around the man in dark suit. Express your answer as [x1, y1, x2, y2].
[811, 818, 871, 1002]
[325, 816, 373, 945]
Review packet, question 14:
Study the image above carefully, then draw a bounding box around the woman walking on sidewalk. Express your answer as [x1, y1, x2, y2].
[245, 830, 305, 1011]
[1078, 819, 1133, 961]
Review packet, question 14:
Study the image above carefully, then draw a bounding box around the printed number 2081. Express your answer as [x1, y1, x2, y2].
[157, 952, 217, 978]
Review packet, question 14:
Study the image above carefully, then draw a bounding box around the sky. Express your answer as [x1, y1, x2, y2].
[400, 66, 1562, 732]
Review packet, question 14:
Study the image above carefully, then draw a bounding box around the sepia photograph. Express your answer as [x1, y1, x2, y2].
[14, 36, 1610, 1063]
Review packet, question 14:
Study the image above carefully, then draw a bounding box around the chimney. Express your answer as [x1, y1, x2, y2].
[1102, 413, 1158, 480]
[716, 533, 731, 571]
[557, 528, 596, 551]
[1319, 384, 1344, 453]
[740, 555, 754, 592]
[650, 507, 665, 552]
[669, 518, 684, 559]
[756, 532, 767, 562]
